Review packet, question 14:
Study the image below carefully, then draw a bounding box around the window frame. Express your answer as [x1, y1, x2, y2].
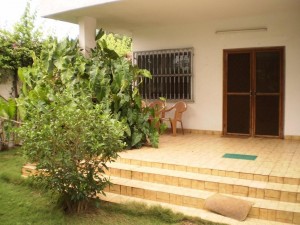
[133, 47, 194, 101]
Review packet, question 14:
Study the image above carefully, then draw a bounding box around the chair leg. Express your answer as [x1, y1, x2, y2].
[168, 119, 172, 134]
[180, 121, 184, 135]
[170, 119, 177, 136]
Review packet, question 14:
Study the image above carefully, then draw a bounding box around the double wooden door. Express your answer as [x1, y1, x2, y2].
[223, 47, 284, 138]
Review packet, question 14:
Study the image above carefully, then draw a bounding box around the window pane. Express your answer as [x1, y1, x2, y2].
[227, 95, 250, 134]
[227, 53, 250, 93]
[256, 52, 280, 93]
[255, 96, 279, 136]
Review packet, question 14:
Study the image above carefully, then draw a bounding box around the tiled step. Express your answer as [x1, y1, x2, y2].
[105, 176, 300, 224]
[116, 157, 300, 185]
[99, 192, 291, 225]
[107, 162, 300, 203]
[21, 162, 300, 224]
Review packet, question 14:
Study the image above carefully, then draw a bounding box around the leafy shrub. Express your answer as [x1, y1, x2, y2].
[18, 91, 125, 212]
[17, 31, 162, 148]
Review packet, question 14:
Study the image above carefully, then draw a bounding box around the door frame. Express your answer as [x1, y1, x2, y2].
[223, 46, 285, 138]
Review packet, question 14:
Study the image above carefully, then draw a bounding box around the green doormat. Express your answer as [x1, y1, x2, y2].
[223, 153, 257, 160]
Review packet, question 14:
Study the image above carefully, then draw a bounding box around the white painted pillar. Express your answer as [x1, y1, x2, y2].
[78, 16, 97, 56]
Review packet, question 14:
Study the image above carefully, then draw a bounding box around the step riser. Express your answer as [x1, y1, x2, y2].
[117, 158, 300, 185]
[107, 167, 300, 204]
[105, 183, 299, 224]
[105, 184, 205, 209]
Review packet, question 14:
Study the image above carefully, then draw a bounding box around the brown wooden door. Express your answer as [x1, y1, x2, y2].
[223, 47, 284, 138]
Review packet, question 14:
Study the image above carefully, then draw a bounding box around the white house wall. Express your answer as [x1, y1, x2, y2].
[132, 11, 300, 136]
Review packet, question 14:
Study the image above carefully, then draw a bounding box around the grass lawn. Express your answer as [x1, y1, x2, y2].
[0, 148, 226, 225]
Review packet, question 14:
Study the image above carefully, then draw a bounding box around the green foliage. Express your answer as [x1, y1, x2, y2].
[0, 1, 42, 101]
[93, 30, 161, 148]
[18, 92, 125, 212]
[15, 29, 162, 212]
[92, 30, 159, 148]
[100, 33, 132, 57]
[0, 97, 16, 119]
[0, 2, 42, 72]
[0, 97, 18, 150]
[18, 31, 161, 148]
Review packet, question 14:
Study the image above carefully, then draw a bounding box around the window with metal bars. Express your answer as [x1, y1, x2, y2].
[133, 48, 193, 100]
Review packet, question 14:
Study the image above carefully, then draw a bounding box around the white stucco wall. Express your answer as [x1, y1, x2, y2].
[132, 11, 300, 136]
[0, 75, 14, 100]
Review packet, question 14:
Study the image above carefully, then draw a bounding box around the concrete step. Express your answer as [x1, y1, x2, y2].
[116, 157, 300, 185]
[107, 162, 300, 204]
[105, 176, 300, 224]
[99, 192, 292, 225]
[21, 163, 37, 177]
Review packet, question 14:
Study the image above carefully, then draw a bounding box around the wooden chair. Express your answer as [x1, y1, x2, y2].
[161, 101, 187, 136]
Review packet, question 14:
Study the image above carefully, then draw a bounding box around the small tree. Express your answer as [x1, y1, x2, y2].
[18, 91, 125, 212]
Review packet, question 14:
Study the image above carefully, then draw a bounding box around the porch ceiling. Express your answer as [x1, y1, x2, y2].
[40, 0, 300, 33]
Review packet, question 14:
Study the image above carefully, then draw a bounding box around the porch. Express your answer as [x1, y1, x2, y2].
[120, 133, 300, 182]
[102, 133, 300, 225]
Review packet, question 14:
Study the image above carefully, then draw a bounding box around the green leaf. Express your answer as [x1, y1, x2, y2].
[54, 58, 65, 70]
[104, 48, 119, 60]
[18, 67, 25, 82]
[0, 98, 16, 119]
[6, 98, 16, 119]
[95, 29, 105, 41]
[139, 69, 152, 78]
[124, 124, 131, 137]
[131, 131, 143, 147]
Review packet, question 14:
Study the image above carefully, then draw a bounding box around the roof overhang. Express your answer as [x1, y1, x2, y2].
[40, 0, 300, 34]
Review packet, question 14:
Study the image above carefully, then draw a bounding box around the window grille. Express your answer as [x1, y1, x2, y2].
[133, 48, 193, 100]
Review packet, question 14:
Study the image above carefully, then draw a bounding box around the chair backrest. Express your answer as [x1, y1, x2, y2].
[148, 100, 166, 117]
[174, 101, 187, 121]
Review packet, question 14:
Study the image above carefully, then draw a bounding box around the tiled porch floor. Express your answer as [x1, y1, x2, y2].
[119, 133, 300, 183]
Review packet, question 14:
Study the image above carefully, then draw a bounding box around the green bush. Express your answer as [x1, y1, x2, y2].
[17, 91, 125, 212]
[17, 31, 162, 148]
